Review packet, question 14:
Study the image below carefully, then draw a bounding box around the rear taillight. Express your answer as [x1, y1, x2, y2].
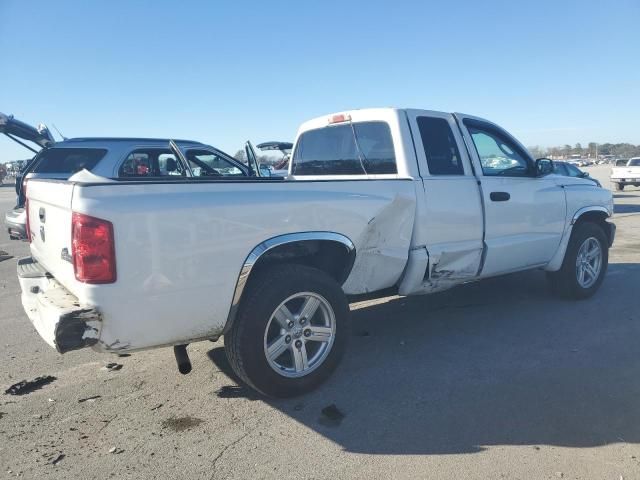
[72, 212, 116, 284]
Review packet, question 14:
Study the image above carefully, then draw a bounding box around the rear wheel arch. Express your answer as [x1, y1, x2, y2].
[224, 232, 355, 333]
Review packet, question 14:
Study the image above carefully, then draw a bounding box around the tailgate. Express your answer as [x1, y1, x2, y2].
[26, 180, 78, 293]
[612, 167, 640, 179]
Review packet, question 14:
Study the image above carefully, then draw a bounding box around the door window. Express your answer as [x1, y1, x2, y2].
[465, 122, 532, 177]
[185, 149, 245, 177]
[553, 162, 568, 176]
[565, 163, 583, 177]
[119, 149, 185, 178]
[417, 117, 463, 175]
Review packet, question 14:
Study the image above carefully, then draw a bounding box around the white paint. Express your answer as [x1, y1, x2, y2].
[610, 158, 640, 183]
[21, 107, 614, 354]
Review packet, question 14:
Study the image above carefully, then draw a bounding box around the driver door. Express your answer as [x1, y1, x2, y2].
[455, 114, 566, 277]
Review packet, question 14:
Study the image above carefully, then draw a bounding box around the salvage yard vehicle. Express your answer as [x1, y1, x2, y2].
[253, 141, 293, 176]
[2, 112, 55, 239]
[18, 108, 615, 397]
[610, 157, 640, 190]
[2, 112, 251, 239]
[553, 161, 602, 187]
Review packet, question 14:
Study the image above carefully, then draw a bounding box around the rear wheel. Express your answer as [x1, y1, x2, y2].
[225, 264, 349, 397]
[615, 183, 625, 191]
[547, 222, 608, 299]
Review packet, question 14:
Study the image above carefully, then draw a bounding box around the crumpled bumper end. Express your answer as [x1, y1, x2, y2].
[18, 257, 102, 353]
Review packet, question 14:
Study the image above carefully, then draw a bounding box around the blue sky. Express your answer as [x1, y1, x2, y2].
[1, 0, 638, 160]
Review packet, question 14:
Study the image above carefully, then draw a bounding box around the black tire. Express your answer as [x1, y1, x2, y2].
[547, 222, 608, 299]
[224, 264, 350, 398]
[615, 183, 624, 191]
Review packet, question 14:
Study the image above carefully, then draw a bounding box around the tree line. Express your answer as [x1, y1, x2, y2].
[528, 142, 640, 159]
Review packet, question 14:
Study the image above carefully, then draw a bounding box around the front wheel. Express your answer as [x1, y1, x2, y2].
[224, 264, 349, 397]
[615, 183, 625, 191]
[547, 222, 608, 299]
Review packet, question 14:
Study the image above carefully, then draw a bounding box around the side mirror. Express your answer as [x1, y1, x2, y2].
[535, 158, 554, 177]
[579, 172, 590, 178]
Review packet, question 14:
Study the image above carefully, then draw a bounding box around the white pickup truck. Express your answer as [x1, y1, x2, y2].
[19, 108, 615, 397]
[610, 157, 640, 190]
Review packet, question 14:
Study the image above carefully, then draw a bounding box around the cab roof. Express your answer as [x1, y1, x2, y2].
[62, 137, 203, 146]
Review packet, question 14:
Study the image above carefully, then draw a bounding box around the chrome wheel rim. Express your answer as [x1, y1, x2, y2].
[576, 237, 602, 289]
[263, 292, 336, 378]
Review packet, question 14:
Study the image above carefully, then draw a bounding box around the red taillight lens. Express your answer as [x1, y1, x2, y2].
[72, 212, 116, 284]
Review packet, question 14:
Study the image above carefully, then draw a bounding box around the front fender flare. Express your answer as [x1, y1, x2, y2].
[546, 206, 612, 272]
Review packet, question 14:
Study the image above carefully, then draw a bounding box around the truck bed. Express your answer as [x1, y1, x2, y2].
[24, 176, 417, 351]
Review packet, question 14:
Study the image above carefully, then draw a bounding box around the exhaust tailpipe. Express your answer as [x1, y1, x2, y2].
[173, 344, 192, 374]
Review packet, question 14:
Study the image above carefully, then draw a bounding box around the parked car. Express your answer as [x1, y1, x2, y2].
[18, 108, 615, 397]
[1, 112, 54, 239]
[252, 141, 293, 176]
[610, 157, 640, 190]
[2, 112, 252, 239]
[553, 160, 602, 187]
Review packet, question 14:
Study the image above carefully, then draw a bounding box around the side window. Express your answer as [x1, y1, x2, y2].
[119, 149, 185, 178]
[465, 122, 532, 177]
[186, 149, 244, 177]
[417, 117, 463, 175]
[553, 163, 568, 176]
[565, 163, 583, 177]
[158, 153, 184, 176]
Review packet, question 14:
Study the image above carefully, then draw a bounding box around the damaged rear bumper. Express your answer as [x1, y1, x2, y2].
[17, 257, 101, 353]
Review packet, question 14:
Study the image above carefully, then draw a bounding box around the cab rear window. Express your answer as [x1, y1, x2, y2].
[32, 148, 107, 174]
[292, 121, 397, 175]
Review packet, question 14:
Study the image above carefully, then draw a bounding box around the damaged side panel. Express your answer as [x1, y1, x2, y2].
[343, 192, 416, 294]
[405, 243, 484, 295]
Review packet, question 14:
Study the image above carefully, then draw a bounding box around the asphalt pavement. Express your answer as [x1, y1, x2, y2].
[1, 166, 639, 479]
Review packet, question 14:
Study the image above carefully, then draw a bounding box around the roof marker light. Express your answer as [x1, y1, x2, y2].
[328, 113, 351, 124]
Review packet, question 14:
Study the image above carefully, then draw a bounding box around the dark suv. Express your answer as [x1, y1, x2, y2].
[1, 112, 254, 239]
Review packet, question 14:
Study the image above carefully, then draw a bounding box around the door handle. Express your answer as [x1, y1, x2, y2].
[490, 192, 510, 202]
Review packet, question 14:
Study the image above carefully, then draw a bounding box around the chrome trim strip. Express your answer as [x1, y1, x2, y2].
[571, 206, 610, 224]
[224, 232, 355, 333]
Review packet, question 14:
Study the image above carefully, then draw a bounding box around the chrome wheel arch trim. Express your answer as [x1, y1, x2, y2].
[224, 231, 355, 333]
[570, 206, 611, 225]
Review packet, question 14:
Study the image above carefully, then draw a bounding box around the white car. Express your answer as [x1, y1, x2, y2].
[18, 108, 615, 397]
[610, 157, 640, 190]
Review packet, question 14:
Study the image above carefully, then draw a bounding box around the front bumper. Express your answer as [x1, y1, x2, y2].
[18, 257, 102, 353]
[5, 207, 26, 240]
